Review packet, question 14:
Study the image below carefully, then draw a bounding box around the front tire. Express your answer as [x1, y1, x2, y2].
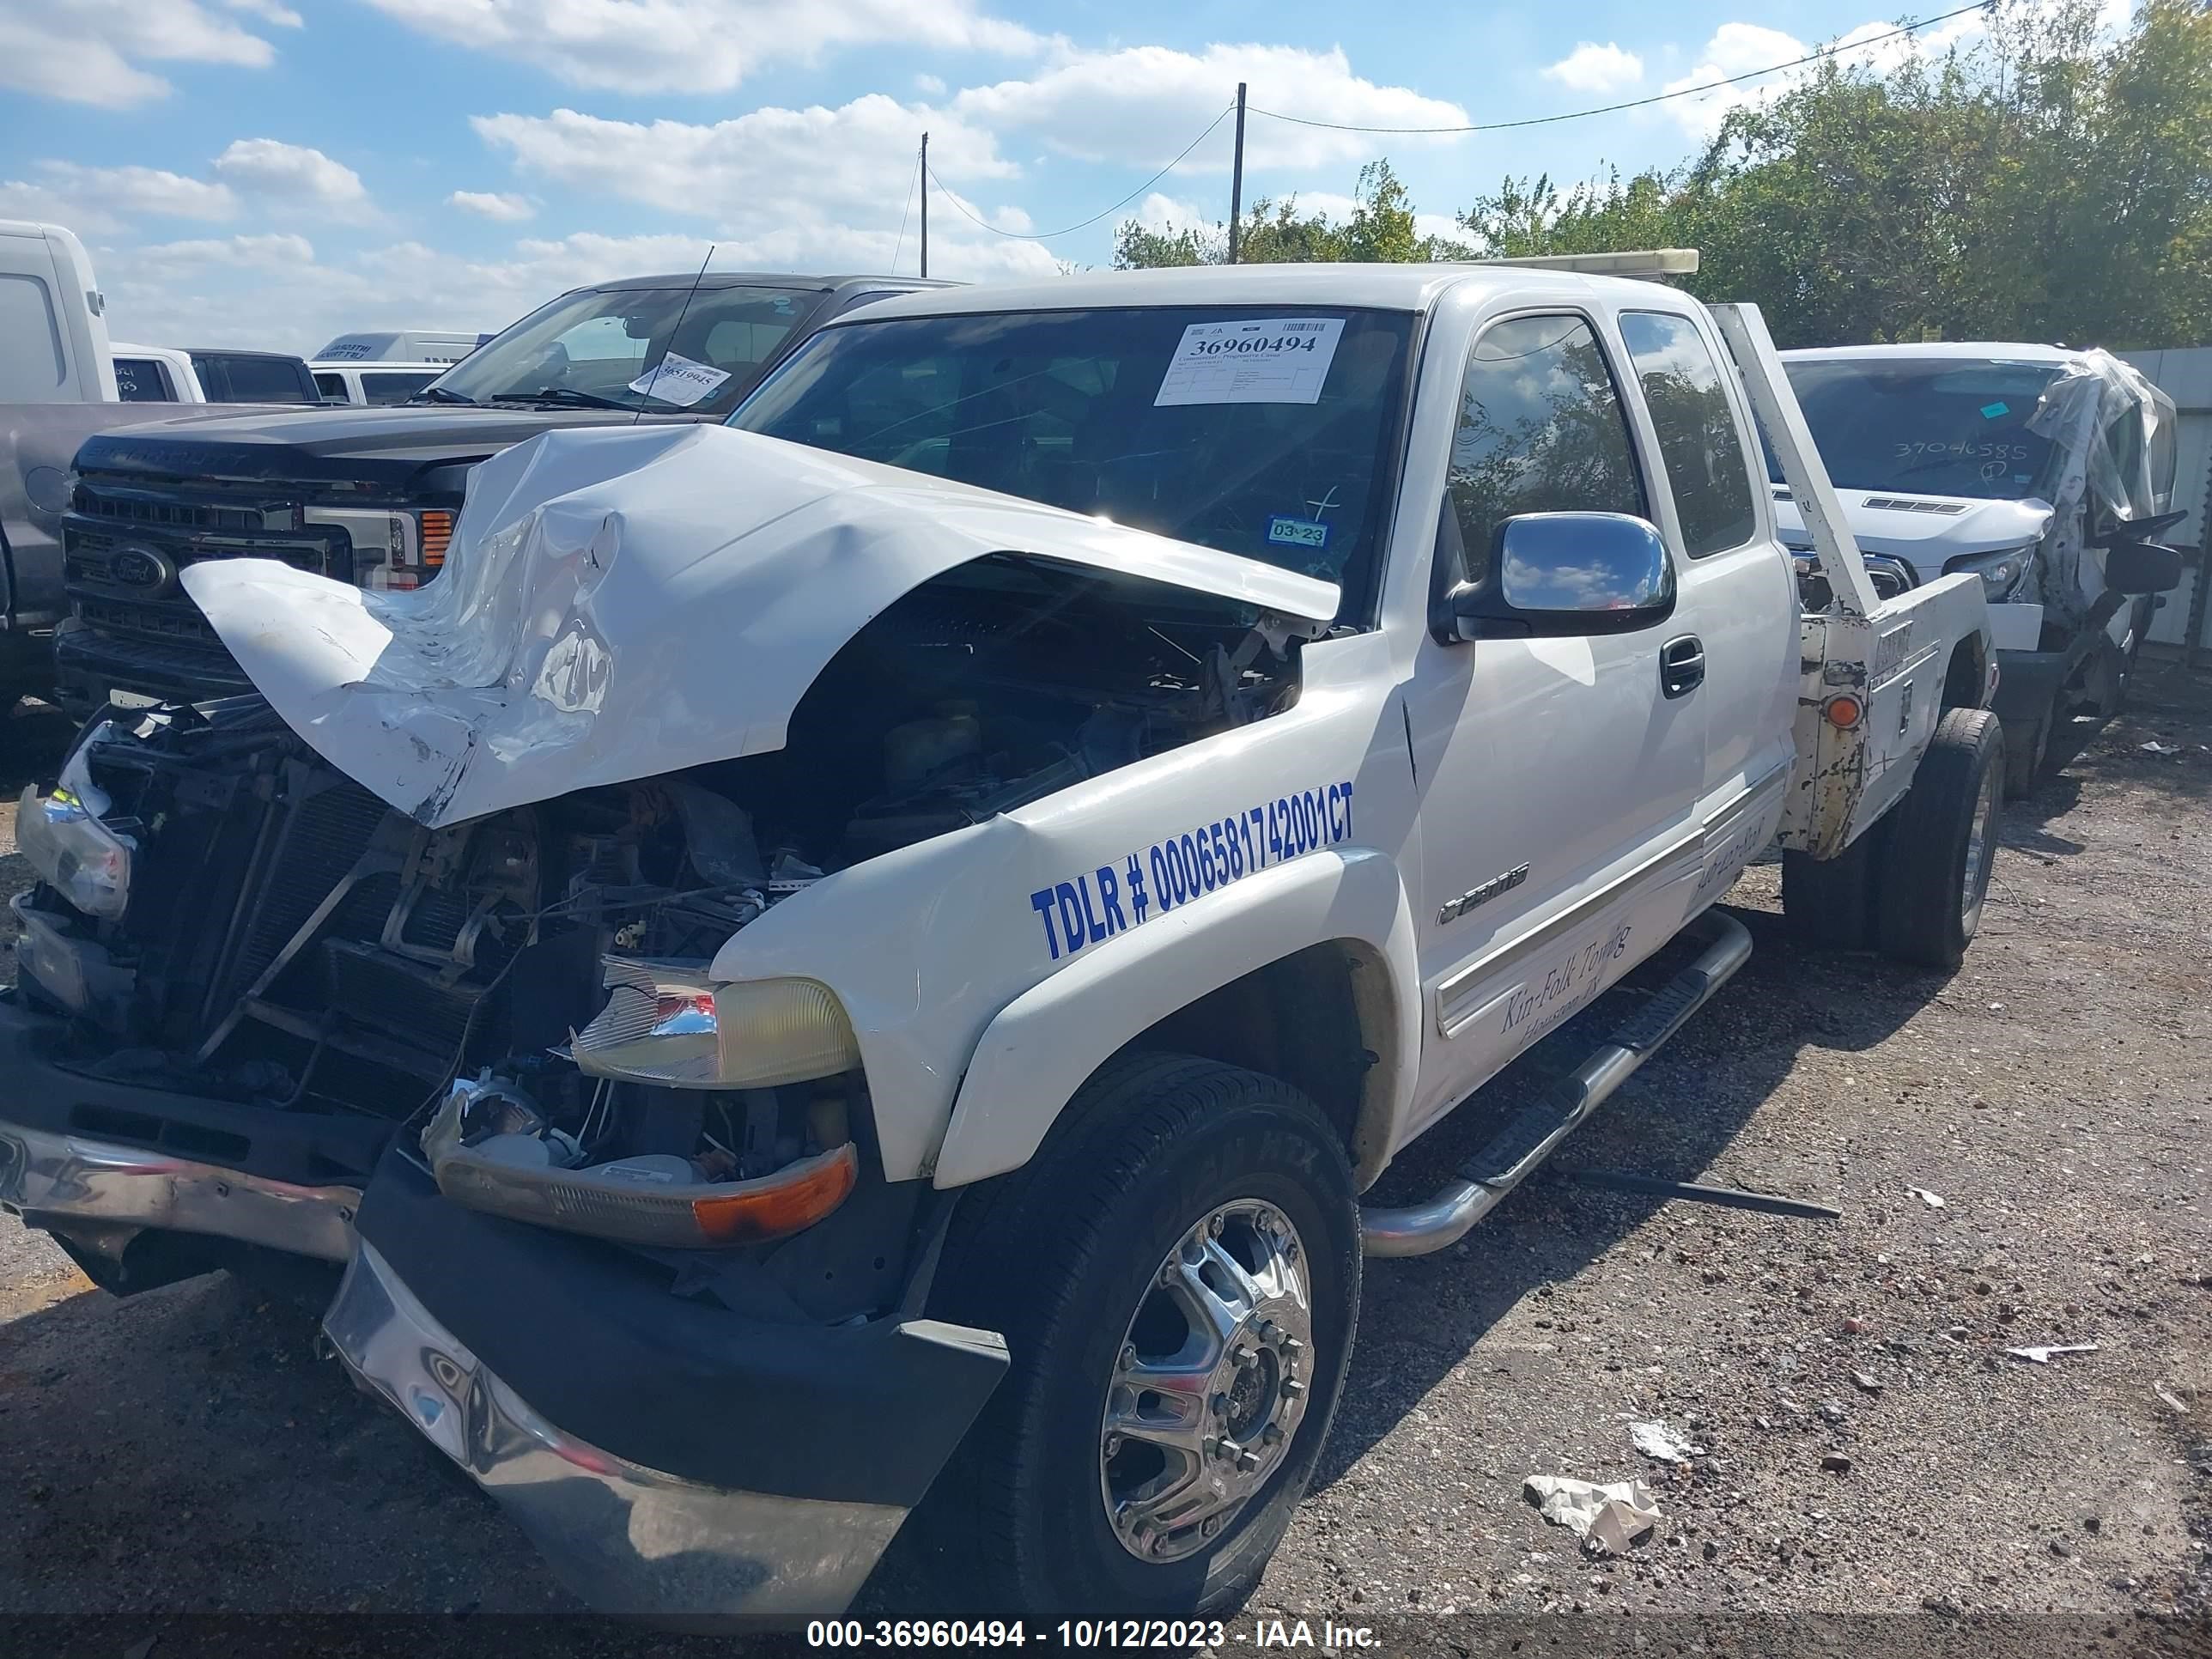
[1875, 707, 2005, 971]
[927, 1054, 1360, 1619]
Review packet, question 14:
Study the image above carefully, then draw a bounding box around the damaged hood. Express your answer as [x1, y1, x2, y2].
[1774, 490, 2055, 579]
[185, 423, 1340, 829]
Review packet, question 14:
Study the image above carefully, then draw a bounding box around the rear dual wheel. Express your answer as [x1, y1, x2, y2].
[1784, 707, 2003, 972]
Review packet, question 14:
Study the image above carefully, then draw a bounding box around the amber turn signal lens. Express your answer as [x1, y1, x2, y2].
[419, 509, 454, 567]
[691, 1142, 859, 1243]
[1822, 693, 1864, 729]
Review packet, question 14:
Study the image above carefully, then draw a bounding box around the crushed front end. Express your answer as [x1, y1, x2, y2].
[1, 537, 1316, 1614]
[0, 678, 1038, 1615]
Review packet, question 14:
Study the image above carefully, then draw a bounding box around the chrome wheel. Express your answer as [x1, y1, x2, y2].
[1960, 759, 1999, 936]
[1099, 1199, 1314, 1564]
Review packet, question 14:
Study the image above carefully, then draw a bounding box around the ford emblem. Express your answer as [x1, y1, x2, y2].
[109, 544, 175, 593]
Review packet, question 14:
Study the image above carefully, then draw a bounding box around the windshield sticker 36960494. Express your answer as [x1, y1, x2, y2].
[1029, 781, 1356, 963]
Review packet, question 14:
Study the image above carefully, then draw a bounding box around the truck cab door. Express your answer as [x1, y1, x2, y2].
[1400, 310, 1706, 1140]
[1613, 307, 1797, 896]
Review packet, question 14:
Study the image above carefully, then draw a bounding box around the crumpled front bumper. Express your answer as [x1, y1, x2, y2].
[0, 1119, 359, 1265]
[325, 1241, 911, 1621]
[325, 1150, 1009, 1622]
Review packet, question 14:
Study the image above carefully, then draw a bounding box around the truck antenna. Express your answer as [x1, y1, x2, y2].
[633, 243, 716, 424]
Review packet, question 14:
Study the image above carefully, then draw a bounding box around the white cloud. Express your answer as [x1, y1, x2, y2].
[8, 161, 240, 228]
[1415, 211, 1465, 248]
[100, 224, 1056, 357]
[915, 72, 947, 95]
[1544, 41, 1644, 94]
[1133, 192, 1212, 235]
[222, 0, 300, 23]
[0, 0, 283, 106]
[448, 189, 538, 222]
[212, 138, 368, 209]
[954, 43, 1469, 170]
[1659, 8, 2015, 139]
[1661, 21, 1806, 137]
[360, 0, 1036, 93]
[474, 95, 1015, 240]
[137, 231, 317, 270]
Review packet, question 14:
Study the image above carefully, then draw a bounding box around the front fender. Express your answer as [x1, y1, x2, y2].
[932, 846, 1421, 1190]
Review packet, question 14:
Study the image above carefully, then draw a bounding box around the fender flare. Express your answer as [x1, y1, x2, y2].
[931, 846, 1422, 1190]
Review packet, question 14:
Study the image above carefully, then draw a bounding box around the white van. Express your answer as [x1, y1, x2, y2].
[309, 360, 452, 405]
[313, 330, 490, 365]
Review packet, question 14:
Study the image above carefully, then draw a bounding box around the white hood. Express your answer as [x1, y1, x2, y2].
[1772, 488, 2053, 578]
[185, 424, 1340, 829]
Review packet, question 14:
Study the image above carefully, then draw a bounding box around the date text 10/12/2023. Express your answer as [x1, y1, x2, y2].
[1028, 781, 1358, 963]
[805, 1619, 1382, 1649]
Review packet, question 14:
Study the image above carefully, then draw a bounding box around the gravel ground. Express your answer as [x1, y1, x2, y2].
[1, 666, 2207, 1643]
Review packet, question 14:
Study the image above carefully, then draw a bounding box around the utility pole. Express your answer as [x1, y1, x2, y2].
[919, 132, 929, 279]
[1228, 83, 1247, 264]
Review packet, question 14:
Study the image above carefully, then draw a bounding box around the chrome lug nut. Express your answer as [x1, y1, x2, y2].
[1232, 1345, 1257, 1369]
[1280, 1334, 1305, 1356]
[1202, 1516, 1224, 1539]
[1261, 1423, 1285, 1447]
[1280, 1376, 1307, 1399]
[1233, 1445, 1261, 1472]
[1210, 1392, 1230, 1418]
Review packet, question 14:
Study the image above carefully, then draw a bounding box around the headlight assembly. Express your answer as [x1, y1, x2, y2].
[17, 725, 134, 920]
[571, 958, 862, 1090]
[1943, 544, 2036, 601]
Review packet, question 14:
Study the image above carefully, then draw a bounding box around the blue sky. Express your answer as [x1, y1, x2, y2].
[0, 0, 2060, 353]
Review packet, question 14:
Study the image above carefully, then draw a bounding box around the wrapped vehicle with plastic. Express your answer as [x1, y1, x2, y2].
[1771, 343, 2187, 794]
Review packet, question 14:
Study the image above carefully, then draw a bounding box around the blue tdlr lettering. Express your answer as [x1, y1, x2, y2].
[1055, 882, 1086, 955]
[1029, 889, 1061, 960]
[1097, 865, 1127, 934]
[1077, 873, 1107, 945]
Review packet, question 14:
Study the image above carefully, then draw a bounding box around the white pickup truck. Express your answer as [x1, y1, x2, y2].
[1, 258, 1999, 1622]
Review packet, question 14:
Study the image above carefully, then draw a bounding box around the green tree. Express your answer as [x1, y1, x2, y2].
[1452, 0, 2212, 349]
[1114, 160, 1468, 269]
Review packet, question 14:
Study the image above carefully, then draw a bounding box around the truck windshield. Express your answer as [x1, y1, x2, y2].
[428, 283, 823, 413]
[1772, 358, 2064, 501]
[728, 305, 1415, 611]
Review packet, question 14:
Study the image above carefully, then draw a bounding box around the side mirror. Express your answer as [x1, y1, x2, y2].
[1444, 512, 1674, 642]
[2103, 539, 2185, 596]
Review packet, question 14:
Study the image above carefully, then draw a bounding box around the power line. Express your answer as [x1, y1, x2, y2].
[1245, 1, 1994, 135]
[921, 102, 1234, 241]
[890, 143, 918, 274]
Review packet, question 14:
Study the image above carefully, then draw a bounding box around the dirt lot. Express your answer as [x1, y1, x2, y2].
[1, 665, 2207, 1641]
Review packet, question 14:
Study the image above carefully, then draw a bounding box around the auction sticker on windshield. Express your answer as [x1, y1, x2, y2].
[629, 350, 732, 407]
[1155, 317, 1344, 407]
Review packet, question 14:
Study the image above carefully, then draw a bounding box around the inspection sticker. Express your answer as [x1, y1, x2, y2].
[1267, 514, 1331, 550]
[1980, 400, 2010, 418]
[1029, 780, 1356, 962]
[629, 350, 732, 407]
[1154, 317, 1345, 407]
